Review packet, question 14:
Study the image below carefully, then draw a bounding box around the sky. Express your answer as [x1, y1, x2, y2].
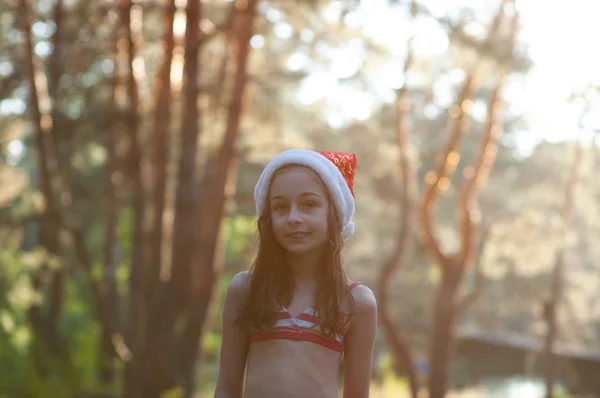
[269, 0, 600, 154]
[5, 0, 600, 161]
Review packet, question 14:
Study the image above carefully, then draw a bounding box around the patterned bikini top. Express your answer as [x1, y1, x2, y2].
[249, 281, 361, 353]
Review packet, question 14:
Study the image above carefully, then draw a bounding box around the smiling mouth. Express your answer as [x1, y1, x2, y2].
[286, 232, 310, 238]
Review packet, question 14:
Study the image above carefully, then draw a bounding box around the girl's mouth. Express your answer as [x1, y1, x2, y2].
[287, 232, 310, 238]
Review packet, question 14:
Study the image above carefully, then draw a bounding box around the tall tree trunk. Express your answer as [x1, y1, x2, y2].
[148, 0, 176, 296]
[19, 0, 67, 376]
[138, 1, 178, 395]
[421, 3, 518, 395]
[170, 0, 202, 317]
[376, 33, 419, 398]
[423, 77, 504, 397]
[98, 18, 126, 393]
[169, 0, 203, 395]
[121, 0, 143, 334]
[22, 1, 122, 389]
[132, 0, 193, 396]
[175, 1, 257, 396]
[118, 0, 145, 396]
[427, 261, 463, 398]
[420, 73, 478, 398]
[542, 142, 583, 398]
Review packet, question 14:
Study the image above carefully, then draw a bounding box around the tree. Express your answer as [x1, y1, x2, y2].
[376, 22, 420, 398]
[418, 2, 520, 395]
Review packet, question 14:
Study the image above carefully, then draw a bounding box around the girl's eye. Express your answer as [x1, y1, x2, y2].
[272, 203, 287, 211]
[304, 201, 317, 208]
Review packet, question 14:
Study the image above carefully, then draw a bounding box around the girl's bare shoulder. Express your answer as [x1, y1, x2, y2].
[348, 281, 377, 313]
[227, 270, 252, 298]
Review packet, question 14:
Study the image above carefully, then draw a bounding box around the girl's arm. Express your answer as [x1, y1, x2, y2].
[343, 284, 377, 398]
[214, 271, 250, 398]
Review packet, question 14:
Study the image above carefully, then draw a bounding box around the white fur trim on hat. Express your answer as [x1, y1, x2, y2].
[254, 149, 355, 240]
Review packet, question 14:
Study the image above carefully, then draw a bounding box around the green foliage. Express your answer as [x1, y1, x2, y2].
[223, 212, 257, 270]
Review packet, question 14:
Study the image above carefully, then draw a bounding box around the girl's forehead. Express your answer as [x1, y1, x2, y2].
[269, 166, 327, 197]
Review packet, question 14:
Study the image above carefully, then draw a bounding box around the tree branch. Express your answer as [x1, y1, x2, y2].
[419, 73, 478, 269]
[457, 78, 504, 265]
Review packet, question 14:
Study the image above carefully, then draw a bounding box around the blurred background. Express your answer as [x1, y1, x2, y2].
[1, 0, 600, 397]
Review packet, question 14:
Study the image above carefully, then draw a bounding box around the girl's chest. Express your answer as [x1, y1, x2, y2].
[285, 296, 315, 318]
[285, 286, 316, 318]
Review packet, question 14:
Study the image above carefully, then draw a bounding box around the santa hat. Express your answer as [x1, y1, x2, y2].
[254, 149, 357, 240]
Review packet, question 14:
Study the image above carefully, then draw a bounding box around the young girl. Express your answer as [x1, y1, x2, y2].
[214, 149, 377, 398]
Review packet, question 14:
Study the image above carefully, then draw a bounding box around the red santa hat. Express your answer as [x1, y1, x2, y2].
[254, 149, 357, 240]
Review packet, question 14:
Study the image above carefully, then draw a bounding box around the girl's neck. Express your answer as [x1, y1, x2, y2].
[286, 249, 324, 283]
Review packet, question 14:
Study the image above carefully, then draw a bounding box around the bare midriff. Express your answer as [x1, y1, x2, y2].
[244, 339, 341, 398]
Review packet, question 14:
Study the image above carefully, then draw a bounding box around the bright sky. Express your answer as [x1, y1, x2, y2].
[512, 0, 600, 149]
[261, 0, 600, 154]
[4, 0, 600, 163]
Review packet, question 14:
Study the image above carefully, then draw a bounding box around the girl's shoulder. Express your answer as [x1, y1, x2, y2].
[347, 280, 376, 313]
[227, 270, 252, 298]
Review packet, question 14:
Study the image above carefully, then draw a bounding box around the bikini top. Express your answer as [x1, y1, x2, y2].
[249, 281, 361, 353]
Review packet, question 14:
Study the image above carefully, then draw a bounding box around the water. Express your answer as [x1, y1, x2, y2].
[483, 376, 565, 398]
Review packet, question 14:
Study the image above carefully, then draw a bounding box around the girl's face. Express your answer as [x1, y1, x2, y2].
[268, 166, 330, 257]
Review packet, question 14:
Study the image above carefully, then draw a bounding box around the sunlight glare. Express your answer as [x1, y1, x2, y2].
[379, 59, 406, 89]
[300, 29, 315, 43]
[173, 10, 186, 37]
[0, 61, 13, 76]
[322, 1, 342, 24]
[8, 140, 24, 157]
[287, 52, 310, 71]
[362, 0, 412, 55]
[470, 99, 487, 122]
[170, 48, 184, 89]
[0, 99, 26, 115]
[291, 0, 600, 149]
[330, 42, 364, 79]
[274, 22, 293, 40]
[424, 104, 441, 120]
[266, 8, 282, 23]
[411, 16, 449, 58]
[7, 140, 25, 166]
[34, 41, 53, 57]
[343, 10, 364, 29]
[297, 71, 337, 105]
[329, 86, 374, 122]
[250, 35, 265, 49]
[325, 110, 344, 129]
[463, 20, 486, 39]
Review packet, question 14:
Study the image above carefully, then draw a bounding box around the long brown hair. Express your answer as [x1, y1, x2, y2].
[236, 166, 354, 337]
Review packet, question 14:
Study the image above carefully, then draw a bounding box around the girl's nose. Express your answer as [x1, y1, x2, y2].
[287, 206, 302, 224]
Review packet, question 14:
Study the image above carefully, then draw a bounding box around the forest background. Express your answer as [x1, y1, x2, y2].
[2, 0, 600, 397]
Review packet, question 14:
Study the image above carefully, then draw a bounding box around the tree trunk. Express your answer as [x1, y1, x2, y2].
[170, 0, 203, 316]
[176, 1, 257, 396]
[131, 0, 205, 396]
[542, 250, 562, 398]
[543, 142, 583, 398]
[19, 0, 68, 375]
[148, 0, 176, 295]
[427, 263, 463, 398]
[133, 1, 178, 396]
[98, 22, 125, 393]
[420, 3, 519, 394]
[118, 0, 145, 396]
[376, 40, 419, 397]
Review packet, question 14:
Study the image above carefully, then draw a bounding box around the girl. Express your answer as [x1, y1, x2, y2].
[215, 149, 377, 398]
